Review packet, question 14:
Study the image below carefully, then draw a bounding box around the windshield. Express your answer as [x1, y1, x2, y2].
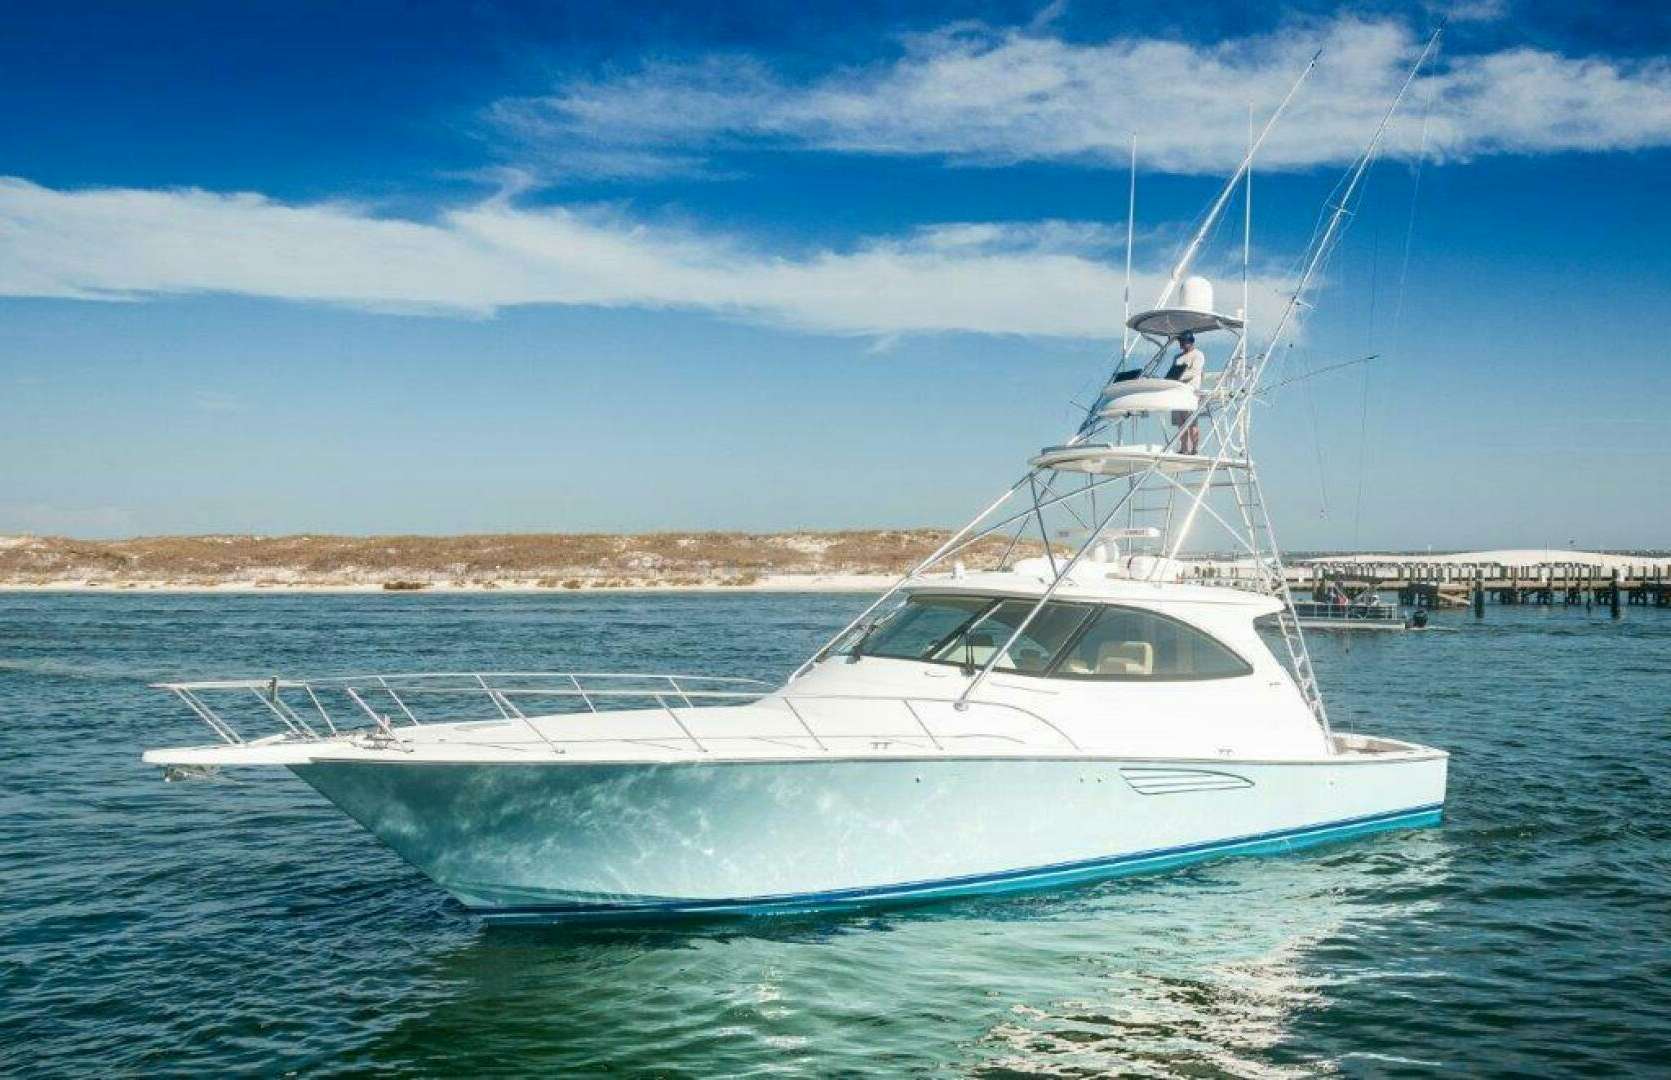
[852, 595, 990, 661]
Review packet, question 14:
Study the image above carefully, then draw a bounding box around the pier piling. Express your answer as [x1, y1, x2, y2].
[1299, 558, 1664, 622]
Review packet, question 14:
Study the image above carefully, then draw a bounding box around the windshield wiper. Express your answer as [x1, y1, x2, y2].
[846, 621, 882, 663]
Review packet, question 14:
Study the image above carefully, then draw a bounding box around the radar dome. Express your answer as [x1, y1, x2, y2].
[1179, 275, 1215, 314]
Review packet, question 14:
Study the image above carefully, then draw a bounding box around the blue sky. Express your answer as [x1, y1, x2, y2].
[2, 0, 1669, 549]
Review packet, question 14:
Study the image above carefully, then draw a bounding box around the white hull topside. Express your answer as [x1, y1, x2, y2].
[283, 741, 1445, 918]
[145, 704, 1449, 920]
[142, 577, 1449, 920]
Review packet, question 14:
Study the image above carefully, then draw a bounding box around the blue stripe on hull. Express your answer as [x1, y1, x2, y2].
[470, 802, 1444, 924]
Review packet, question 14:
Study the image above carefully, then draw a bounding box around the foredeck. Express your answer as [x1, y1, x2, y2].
[142, 671, 1093, 769]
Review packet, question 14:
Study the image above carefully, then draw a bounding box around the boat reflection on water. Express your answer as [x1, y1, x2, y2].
[971, 836, 1453, 1076]
[348, 830, 1452, 1076]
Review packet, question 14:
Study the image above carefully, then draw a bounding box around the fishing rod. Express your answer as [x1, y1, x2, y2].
[1259, 353, 1379, 396]
[1070, 354, 1378, 413]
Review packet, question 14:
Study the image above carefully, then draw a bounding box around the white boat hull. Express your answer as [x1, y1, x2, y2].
[290, 747, 1446, 921]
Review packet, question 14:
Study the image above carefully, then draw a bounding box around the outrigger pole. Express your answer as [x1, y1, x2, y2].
[795, 35, 1438, 704]
[1248, 27, 1443, 385]
[794, 50, 1322, 686]
[1084, 51, 1318, 433]
[1145, 51, 1319, 324]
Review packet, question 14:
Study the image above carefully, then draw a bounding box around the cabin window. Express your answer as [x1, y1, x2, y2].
[853, 594, 1091, 674]
[934, 598, 1091, 674]
[1052, 606, 1252, 680]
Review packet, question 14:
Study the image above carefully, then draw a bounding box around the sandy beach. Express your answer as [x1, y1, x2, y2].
[0, 531, 968, 593]
[0, 572, 900, 594]
[3, 533, 1663, 593]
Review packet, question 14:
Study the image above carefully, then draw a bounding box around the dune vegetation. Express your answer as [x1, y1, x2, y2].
[0, 530, 1034, 590]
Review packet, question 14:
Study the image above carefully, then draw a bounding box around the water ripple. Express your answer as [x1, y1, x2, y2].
[1, 594, 1669, 1075]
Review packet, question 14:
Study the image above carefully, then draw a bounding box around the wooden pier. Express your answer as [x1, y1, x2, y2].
[1300, 561, 1671, 615]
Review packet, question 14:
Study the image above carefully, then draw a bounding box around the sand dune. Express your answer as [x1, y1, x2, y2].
[0, 531, 1005, 592]
[1, 533, 1661, 592]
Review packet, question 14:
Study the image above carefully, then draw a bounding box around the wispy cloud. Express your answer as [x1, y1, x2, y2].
[0, 178, 1290, 338]
[491, 15, 1671, 177]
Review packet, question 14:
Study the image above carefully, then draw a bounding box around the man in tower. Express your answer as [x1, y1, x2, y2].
[1168, 332, 1206, 454]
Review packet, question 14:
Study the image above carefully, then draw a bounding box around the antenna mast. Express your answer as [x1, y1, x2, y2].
[1122, 134, 1136, 356]
[1243, 105, 1252, 338]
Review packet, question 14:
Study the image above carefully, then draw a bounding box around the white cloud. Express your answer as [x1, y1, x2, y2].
[0, 177, 1291, 338]
[1424, 0, 1509, 24]
[493, 16, 1671, 176]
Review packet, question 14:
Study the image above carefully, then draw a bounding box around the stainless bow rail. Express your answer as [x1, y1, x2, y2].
[153, 672, 1081, 757]
[155, 672, 774, 748]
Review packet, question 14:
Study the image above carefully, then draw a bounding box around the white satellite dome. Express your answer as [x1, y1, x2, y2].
[1125, 273, 1243, 337]
[1179, 275, 1215, 313]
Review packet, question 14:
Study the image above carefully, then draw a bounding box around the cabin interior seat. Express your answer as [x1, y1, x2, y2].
[1102, 641, 1154, 675]
[1063, 641, 1155, 676]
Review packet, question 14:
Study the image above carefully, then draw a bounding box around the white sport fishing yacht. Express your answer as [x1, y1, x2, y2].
[144, 44, 1447, 922]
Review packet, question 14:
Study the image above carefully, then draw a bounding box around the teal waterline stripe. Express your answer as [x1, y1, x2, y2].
[473, 802, 1443, 920]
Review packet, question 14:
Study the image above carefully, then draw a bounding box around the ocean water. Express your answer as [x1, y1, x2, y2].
[1, 591, 1667, 1077]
